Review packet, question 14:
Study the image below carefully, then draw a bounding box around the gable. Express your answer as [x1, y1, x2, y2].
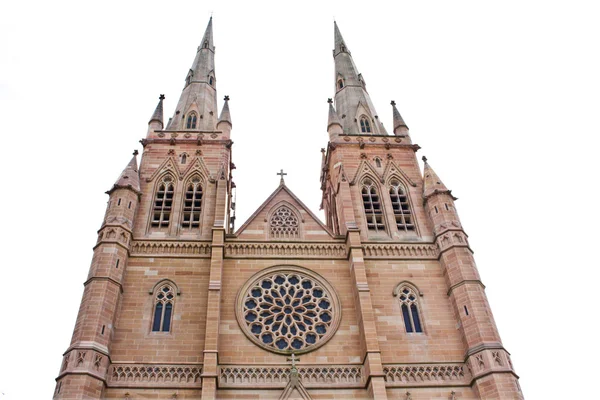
[235, 185, 334, 241]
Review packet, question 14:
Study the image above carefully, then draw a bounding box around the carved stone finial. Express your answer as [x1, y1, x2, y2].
[450, 391, 457, 400]
[224, 95, 230, 101]
[405, 392, 412, 400]
[286, 353, 300, 369]
[391, 100, 396, 106]
[133, 150, 139, 156]
[327, 98, 333, 104]
[321, 148, 326, 153]
[159, 94, 165, 100]
[422, 156, 428, 163]
[124, 393, 131, 400]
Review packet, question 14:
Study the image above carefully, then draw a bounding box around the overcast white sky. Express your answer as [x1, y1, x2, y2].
[1, 0, 599, 398]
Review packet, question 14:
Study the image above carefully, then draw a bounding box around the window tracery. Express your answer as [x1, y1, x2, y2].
[151, 175, 174, 228]
[360, 115, 372, 133]
[181, 176, 203, 229]
[152, 284, 175, 332]
[389, 179, 415, 232]
[236, 267, 341, 354]
[186, 112, 197, 129]
[397, 285, 423, 333]
[361, 178, 384, 232]
[270, 205, 299, 239]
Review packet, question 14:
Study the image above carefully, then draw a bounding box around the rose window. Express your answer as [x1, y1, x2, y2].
[236, 266, 341, 354]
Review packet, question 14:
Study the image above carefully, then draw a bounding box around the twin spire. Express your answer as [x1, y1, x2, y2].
[329, 22, 408, 137]
[148, 17, 229, 133]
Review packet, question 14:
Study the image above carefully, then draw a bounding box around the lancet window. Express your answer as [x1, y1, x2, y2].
[270, 205, 299, 239]
[152, 283, 175, 332]
[397, 285, 423, 333]
[186, 112, 197, 129]
[389, 179, 415, 232]
[181, 176, 203, 229]
[360, 115, 372, 133]
[361, 178, 384, 232]
[151, 175, 174, 228]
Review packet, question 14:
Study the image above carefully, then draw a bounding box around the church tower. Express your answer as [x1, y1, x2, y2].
[55, 19, 521, 400]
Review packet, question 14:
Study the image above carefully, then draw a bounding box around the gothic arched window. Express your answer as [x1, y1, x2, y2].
[209, 76, 214, 86]
[151, 175, 174, 228]
[270, 205, 299, 239]
[186, 112, 197, 129]
[152, 283, 175, 332]
[337, 79, 344, 89]
[395, 284, 423, 333]
[360, 115, 372, 133]
[361, 178, 384, 232]
[389, 179, 415, 232]
[181, 176, 203, 229]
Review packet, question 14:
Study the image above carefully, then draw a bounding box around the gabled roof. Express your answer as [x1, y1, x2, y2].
[235, 183, 334, 239]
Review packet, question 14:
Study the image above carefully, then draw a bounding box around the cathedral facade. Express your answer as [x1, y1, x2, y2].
[54, 19, 522, 400]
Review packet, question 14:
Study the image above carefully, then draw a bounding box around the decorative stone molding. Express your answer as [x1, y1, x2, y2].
[383, 363, 469, 387]
[224, 243, 346, 258]
[130, 241, 211, 257]
[58, 348, 109, 382]
[362, 244, 438, 259]
[219, 365, 363, 388]
[108, 364, 202, 388]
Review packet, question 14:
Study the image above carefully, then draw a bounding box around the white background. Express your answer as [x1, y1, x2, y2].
[1, 1, 599, 398]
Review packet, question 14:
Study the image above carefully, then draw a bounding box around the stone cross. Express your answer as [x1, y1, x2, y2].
[277, 169, 287, 185]
[286, 353, 300, 368]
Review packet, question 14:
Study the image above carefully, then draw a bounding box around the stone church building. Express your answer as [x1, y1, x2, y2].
[54, 18, 522, 400]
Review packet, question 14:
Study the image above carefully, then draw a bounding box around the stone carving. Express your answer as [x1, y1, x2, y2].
[110, 364, 202, 386]
[236, 266, 341, 355]
[94, 354, 103, 369]
[492, 351, 502, 366]
[219, 365, 362, 388]
[76, 351, 86, 367]
[383, 364, 467, 386]
[130, 241, 211, 256]
[225, 243, 346, 258]
[475, 354, 485, 370]
[362, 244, 438, 258]
[270, 206, 299, 239]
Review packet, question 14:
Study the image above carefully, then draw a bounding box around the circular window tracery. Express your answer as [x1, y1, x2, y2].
[236, 266, 341, 354]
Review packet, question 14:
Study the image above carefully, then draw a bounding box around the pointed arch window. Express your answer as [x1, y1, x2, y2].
[270, 205, 299, 239]
[361, 178, 384, 232]
[389, 179, 415, 232]
[337, 79, 344, 90]
[186, 112, 197, 129]
[360, 116, 372, 133]
[182, 176, 203, 229]
[395, 285, 423, 333]
[209, 76, 214, 86]
[152, 283, 175, 332]
[151, 175, 174, 228]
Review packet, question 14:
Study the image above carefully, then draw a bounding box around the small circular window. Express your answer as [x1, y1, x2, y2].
[236, 266, 341, 355]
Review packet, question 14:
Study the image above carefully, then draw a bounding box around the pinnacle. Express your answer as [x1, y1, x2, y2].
[422, 158, 455, 200]
[108, 152, 141, 194]
[148, 94, 165, 126]
[327, 98, 342, 130]
[218, 95, 232, 126]
[391, 100, 409, 133]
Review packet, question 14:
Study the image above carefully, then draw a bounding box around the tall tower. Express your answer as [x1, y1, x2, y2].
[55, 20, 521, 400]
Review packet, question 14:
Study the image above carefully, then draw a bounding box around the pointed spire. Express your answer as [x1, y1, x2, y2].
[332, 22, 383, 135]
[108, 151, 141, 195]
[217, 95, 232, 127]
[334, 21, 350, 56]
[391, 100, 409, 134]
[171, 17, 218, 131]
[422, 156, 456, 200]
[327, 98, 342, 129]
[148, 94, 165, 126]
